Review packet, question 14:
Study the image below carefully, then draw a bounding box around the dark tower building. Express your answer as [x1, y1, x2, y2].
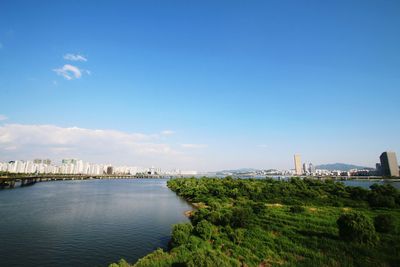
[375, 163, 382, 175]
[379, 152, 399, 177]
[106, 166, 113, 175]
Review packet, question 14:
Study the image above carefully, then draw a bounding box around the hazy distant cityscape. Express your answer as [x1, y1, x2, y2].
[2, 151, 398, 178]
[0, 159, 197, 176]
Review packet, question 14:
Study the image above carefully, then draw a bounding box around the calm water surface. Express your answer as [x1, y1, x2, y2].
[342, 179, 400, 189]
[0, 179, 192, 267]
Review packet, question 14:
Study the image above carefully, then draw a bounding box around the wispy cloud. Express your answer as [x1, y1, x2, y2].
[161, 130, 175, 135]
[181, 143, 208, 149]
[0, 124, 182, 166]
[0, 115, 8, 121]
[53, 64, 84, 80]
[63, 53, 87, 62]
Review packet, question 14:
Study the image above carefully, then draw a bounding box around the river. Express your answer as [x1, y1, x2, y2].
[0, 179, 191, 267]
[0, 177, 399, 267]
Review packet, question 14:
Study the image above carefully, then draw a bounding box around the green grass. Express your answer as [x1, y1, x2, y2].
[110, 177, 400, 267]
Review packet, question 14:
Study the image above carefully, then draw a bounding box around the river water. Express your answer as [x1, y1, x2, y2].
[342, 179, 400, 189]
[0, 179, 191, 267]
[1, 178, 399, 267]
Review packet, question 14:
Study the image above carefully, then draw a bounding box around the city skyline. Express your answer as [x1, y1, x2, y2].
[1, 150, 396, 175]
[1, 1, 400, 171]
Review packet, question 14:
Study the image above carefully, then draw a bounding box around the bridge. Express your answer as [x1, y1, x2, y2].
[0, 174, 176, 189]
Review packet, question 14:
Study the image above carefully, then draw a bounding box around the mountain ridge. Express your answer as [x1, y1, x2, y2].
[316, 163, 373, 171]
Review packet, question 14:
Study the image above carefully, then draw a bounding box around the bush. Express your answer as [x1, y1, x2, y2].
[231, 206, 254, 228]
[232, 228, 245, 244]
[208, 210, 232, 226]
[368, 184, 399, 208]
[289, 205, 305, 213]
[374, 214, 395, 233]
[134, 249, 173, 267]
[108, 259, 131, 267]
[251, 202, 265, 214]
[171, 223, 193, 247]
[195, 220, 214, 240]
[337, 212, 378, 245]
[187, 248, 238, 267]
[368, 194, 396, 208]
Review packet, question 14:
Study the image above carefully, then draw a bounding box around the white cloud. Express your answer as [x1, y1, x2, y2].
[63, 53, 87, 62]
[161, 130, 175, 135]
[53, 64, 86, 80]
[0, 124, 183, 166]
[181, 143, 208, 149]
[0, 115, 8, 121]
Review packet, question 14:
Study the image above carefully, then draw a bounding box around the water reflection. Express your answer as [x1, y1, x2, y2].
[0, 179, 191, 267]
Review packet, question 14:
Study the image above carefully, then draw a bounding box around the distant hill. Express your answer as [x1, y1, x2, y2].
[217, 168, 259, 173]
[316, 163, 373, 171]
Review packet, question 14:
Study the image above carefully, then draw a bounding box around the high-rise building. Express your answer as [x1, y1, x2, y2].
[62, 159, 77, 165]
[294, 154, 302, 175]
[309, 163, 316, 174]
[33, 159, 51, 165]
[303, 163, 308, 175]
[106, 166, 113, 175]
[379, 151, 399, 177]
[375, 163, 382, 175]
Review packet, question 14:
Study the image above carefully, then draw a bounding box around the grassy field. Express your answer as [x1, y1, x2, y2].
[110, 177, 400, 267]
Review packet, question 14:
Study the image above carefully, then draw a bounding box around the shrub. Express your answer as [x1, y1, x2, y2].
[133, 249, 173, 267]
[171, 223, 193, 247]
[337, 212, 378, 245]
[232, 228, 245, 244]
[208, 209, 232, 226]
[368, 184, 399, 208]
[289, 205, 305, 213]
[368, 194, 396, 208]
[190, 208, 210, 225]
[108, 259, 131, 267]
[348, 186, 369, 201]
[195, 220, 214, 240]
[374, 214, 395, 233]
[231, 206, 254, 228]
[187, 248, 238, 267]
[251, 202, 265, 214]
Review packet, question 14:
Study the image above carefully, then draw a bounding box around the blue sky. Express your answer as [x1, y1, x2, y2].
[0, 0, 399, 171]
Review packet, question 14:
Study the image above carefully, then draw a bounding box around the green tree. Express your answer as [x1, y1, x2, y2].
[195, 220, 214, 240]
[108, 259, 131, 267]
[374, 214, 395, 233]
[337, 212, 378, 245]
[231, 206, 254, 228]
[368, 184, 399, 208]
[289, 205, 305, 213]
[187, 249, 238, 267]
[171, 223, 193, 247]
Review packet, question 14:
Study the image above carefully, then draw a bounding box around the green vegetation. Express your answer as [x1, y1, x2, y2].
[374, 214, 395, 233]
[336, 212, 378, 245]
[110, 177, 400, 267]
